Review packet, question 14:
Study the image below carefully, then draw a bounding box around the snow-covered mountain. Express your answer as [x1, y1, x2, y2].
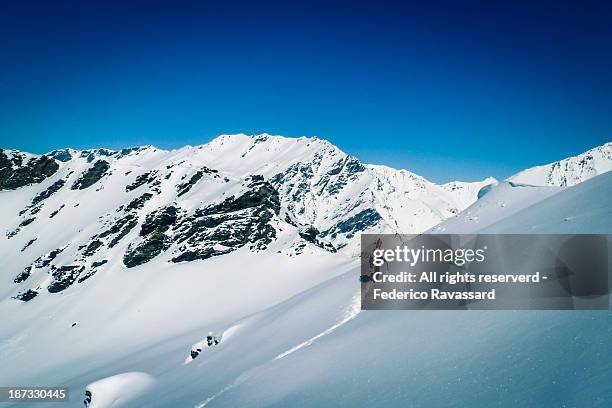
[508, 142, 612, 186]
[0, 135, 610, 408]
[0, 134, 494, 303]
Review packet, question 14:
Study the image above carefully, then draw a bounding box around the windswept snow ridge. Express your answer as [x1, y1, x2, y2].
[509, 142, 612, 186]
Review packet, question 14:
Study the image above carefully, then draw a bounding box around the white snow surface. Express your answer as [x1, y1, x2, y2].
[86, 372, 154, 408]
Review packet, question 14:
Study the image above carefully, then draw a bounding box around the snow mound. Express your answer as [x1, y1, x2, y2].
[86, 372, 155, 408]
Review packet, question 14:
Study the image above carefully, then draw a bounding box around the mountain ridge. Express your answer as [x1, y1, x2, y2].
[508, 141, 612, 186]
[0, 134, 493, 303]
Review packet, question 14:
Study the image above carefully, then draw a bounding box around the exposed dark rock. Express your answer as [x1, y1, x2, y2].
[299, 225, 319, 243]
[15, 289, 39, 302]
[206, 335, 220, 346]
[98, 213, 138, 248]
[48, 149, 73, 162]
[122, 205, 181, 267]
[83, 239, 103, 257]
[139, 206, 179, 236]
[124, 232, 172, 268]
[125, 193, 153, 211]
[92, 259, 108, 268]
[21, 238, 37, 252]
[77, 259, 108, 283]
[77, 270, 95, 283]
[14, 266, 32, 283]
[116, 146, 149, 159]
[170, 177, 279, 263]
[322, 208, 382, 242]
[71, 160, 110, 190]
[49, 204, 65, 218]
[176, 167, 219, 197]
[194, 176, 279, 217]
[0, 149, 60, 190]
[126, 171, 158, 192]
[80, 149, 114, 160]
[190, 334, 220, 360]
[34, 245, 68, 268]
[17, 179, 66, 217]
[84, 390, 92, 407]
[19, 217, 35, 227]
[177, 171, 203, 197]
[298, 226, 337, 252]
[48, 265, 85, 293]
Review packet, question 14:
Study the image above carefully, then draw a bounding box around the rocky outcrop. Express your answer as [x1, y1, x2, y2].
[18, 179, 66, 217]
[171, 176, 279, 263]
[176, 167, 219, 197]
[98, 213, 139, 248]
[71, 160, 110, 190]
[126, 171, 159, 192]
[123, 206, 180, 268]
[0, 149, 59, 190]
[299, 226, 336, 252]
[47, 265, 85, 293]
[14, 266, 32, 283]
[14, 289, 39, 302]
[124, 193, 153, 211]
[122, 176, 281, 266]
[321, 208, 381, 243]
[31, 179, 66, 206]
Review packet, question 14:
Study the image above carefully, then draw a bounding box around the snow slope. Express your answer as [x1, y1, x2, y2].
[64, 172, 611, 408]
[430, 181, 561, 233]
[509, 142, 612, 186]
[482, 169, 612, 233]
[153, 172, 611, 408]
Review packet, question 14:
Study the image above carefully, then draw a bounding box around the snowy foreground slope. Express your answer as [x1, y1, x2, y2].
[109, 173, 610, 408]
[0, 136, 611, 407]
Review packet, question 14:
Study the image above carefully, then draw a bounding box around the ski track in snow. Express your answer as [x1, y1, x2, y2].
[274, 291, 361, 361]
[194, 292, 361, 408]
[195, 383, 236, 408]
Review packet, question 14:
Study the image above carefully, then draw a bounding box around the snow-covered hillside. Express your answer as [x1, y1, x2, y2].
[508, 142, 612, 186]
[0, 136, 610, 408]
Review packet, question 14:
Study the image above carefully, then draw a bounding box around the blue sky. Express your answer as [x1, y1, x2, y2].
[1, 0, 611, 182]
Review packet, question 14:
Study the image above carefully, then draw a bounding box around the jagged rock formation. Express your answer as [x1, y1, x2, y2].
[0, 149, 59, 190]
[170, 176, 280, 263]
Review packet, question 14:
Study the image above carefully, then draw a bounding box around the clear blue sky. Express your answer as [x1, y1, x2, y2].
[1, 0, 611, 182]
